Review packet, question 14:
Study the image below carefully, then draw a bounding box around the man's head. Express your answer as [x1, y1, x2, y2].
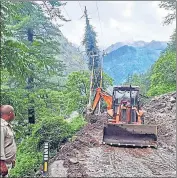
[0, 105, 15, 122]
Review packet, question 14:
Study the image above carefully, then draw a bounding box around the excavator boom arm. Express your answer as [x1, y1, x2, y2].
[92, 88, 113, 113]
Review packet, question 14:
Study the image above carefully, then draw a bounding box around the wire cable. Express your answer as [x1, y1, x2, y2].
[95, 1, 103, 39]
[62, 6, 71, 21]
[95, 1, 106, 59]
[78, 1, 84, 14]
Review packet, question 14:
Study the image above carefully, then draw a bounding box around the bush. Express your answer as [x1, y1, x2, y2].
[69, 116, 87, 134]
[32, 116, 71, 150]
[10, 116, 86, 177]
[10, 137, 43, 177]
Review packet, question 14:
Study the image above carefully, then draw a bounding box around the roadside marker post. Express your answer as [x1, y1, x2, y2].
[43, 142, 49, 177]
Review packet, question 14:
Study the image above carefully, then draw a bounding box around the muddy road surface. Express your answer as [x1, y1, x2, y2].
[49, 92, 176, 177]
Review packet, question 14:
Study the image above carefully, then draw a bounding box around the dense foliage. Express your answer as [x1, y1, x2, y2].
[1, 1, 113, 176]
[1, 1, 64, 84]
[147, 51, 176, 96]
[10, 116, 86, 177]
[1, 1, 97, 176]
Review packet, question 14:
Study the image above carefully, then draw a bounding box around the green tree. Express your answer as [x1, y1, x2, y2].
[1, 1, 66, 85]
[82, 6, 100, 70]
[82, 6, 101, 90]
[159, 1, 176, 52]
[1, 1, 113, 177]
[123, 70, 152, 96]
[167, 29, 176, 52]
[1, 0, 69, 134]
[147, 51, 176, 96]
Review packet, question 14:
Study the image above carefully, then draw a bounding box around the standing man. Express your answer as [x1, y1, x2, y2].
[0, 105, 17, 177]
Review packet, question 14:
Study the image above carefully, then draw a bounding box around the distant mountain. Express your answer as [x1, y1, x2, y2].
[103, 41, 167, 84]
[145, 40, 167, 50]
[49, 32, 88, 85]
[105, 40, 167, 53]
[57, 34, 88, 73]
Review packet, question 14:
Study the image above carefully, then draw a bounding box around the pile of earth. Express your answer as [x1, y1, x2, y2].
[48, 92, 176, 177]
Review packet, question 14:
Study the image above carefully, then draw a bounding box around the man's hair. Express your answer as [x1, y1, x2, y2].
[0, 105, 14, 117]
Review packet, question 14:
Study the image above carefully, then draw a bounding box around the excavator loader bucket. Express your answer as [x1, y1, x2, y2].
[102, 123, 157, 148]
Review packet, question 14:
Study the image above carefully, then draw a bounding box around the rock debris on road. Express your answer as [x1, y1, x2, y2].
[49, 92, 176, 177]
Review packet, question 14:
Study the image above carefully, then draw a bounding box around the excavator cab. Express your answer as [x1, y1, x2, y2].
[112, 86, 140, 123]
[102, 85, 158, 148]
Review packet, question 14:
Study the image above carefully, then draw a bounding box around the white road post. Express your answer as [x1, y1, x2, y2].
[43, 141, 49, 176]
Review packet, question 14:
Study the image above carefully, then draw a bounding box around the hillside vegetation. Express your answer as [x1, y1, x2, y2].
[1, 1, 113, 176]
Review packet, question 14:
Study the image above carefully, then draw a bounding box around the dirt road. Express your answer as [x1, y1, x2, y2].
[49, 92, 176, 177]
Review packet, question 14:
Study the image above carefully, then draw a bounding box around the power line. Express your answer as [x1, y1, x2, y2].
[77, 1, 85, 19]
[95, 1, 107, 115]
[95, 1, 106, 57]
[95, 1, 103, 38]
[62, 6, 71, 21]
[78, 1, 84, 14]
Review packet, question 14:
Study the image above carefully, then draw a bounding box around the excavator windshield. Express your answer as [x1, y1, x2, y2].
[113, 86, 139, 106]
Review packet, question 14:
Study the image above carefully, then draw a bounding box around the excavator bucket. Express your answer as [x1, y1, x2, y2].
[103, 123, 157, 148]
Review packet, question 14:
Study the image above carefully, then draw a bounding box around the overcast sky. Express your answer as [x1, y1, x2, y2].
[56, 1, 175, 49]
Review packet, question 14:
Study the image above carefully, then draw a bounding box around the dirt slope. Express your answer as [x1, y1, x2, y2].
[49, 92, 176, 177]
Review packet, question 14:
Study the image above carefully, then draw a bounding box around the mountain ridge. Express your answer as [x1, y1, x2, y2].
[103, 41, 167, 84]
[105, 40, 167, 53]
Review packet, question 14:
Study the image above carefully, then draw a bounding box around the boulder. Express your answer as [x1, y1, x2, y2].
[170, 97, 176, 104]
[69, 157, 78, 164]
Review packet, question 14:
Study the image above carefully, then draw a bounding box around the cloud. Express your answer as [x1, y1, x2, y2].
[59, 19, 85, 45]
[107, 1, 128, 5]
[109, 18, 119, 29]
[123, 2, 133, 18]
[57, 1, 175, 49]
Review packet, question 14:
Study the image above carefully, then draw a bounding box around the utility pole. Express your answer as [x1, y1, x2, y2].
[84, 6, 99, 108]
[128, 74, 132, 85]
[88, 52, 94, 107]
[88, 52, 99, 107]
[98, 50, 106, 115]
[27, 28, 35, 124]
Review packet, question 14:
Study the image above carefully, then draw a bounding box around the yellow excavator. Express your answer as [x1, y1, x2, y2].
[91, 85, 158, 148]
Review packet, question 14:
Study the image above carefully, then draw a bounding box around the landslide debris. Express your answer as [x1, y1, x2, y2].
[49, 92, 176, 177]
